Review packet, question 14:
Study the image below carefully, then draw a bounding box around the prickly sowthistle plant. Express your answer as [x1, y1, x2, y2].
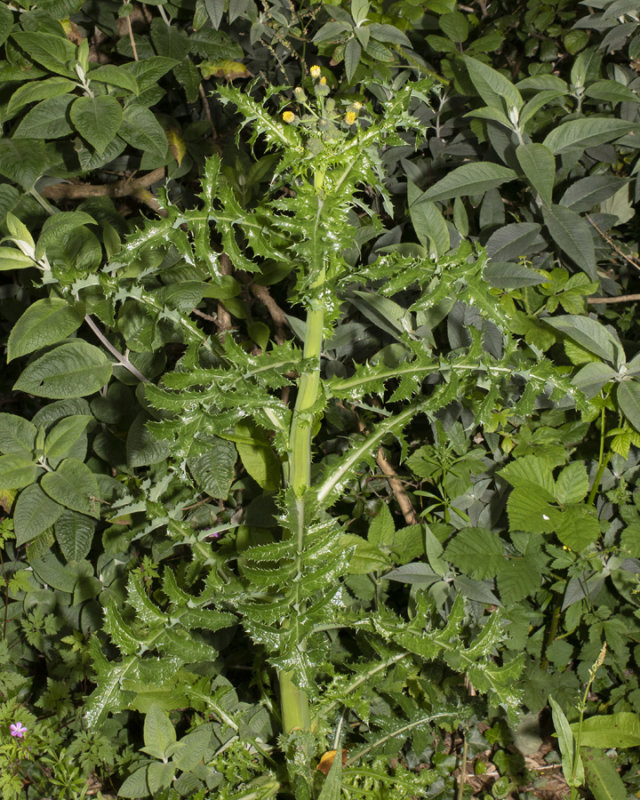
[5, 74, 581, 799]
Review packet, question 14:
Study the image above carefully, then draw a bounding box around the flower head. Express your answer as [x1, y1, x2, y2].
[10, 722, 27, 739]
[293, 86, 306, 102]
[310, 65, 322, 78]
[345, 111, 357, 125]
[282, 111, 296, 123]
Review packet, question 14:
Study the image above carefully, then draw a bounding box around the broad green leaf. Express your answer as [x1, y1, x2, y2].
[418, 162, 517, 203]
[496, 557, 542, 604]
[88, 64, 139, 94]
[317, 746, 343, 800]
[368, 23, 410, 46]
[507, 489, 555, 534]
[439, 11, 468, 43]
[542, 205, 597, 279]
[41, 458, 100, 517]
[150, 17, 190, 60]
[126, 413, 169, 467]
[617, 381, 640, 433]
[143, 704, 176, 760]
[581, 748, 627, 800]
[463, 55, 523, 112]
[344, 38, 361, 82]
[14, 483, 64, 546]
[313, 21, 352, 43]
[543, 118, 637, 155]
[383, 562, 440, 585]
[0, 3, 13, 49]
[204, 0, 224, 29]
[7, 77, 77, 116]
[550, 695, 584, 786]
[11, 31, 77, 77]
[600, 185, 635, 225]
[5, 211, 34, 250]
[368, 503, 394, 547]
[573, 713, 640, 749]
[118, 104, 168, 164]
[0, 454, 38, 491]
[187, 437, 237, 499]
[0, 247, 34, 271]
[573, 362, 617, 398]
[54, 510, 95, 562]
[341, 534, 390, 574]
[499, 455, 555, 497]
[44, 415, 93, 460]
[545, 315, 622, 365]
[70, 95, 122, 155]
[117, 766, 150, 799]
[7, 298, 84, 361]
[485, 222, 544, 262]
[14, 341, 112, 399]
[444, 527, 503, 580]
[409, 198, 450, 257]
[234, 421, 280, 491]
[484, 262, 546, 289]
[585, 79, 640, 105]
[516, 143, 555, 207]
[36, 210, 98, 259]
[554, 504, 600, 550]
[555, 462, 589, 505]
[0, 138, 53, 189]
[559, 175, 626, 213]
[13, 95, 74, 139]
[0, 413, 37, 458]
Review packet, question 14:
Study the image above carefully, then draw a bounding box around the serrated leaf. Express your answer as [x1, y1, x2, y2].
[14, 483, 64, 545]
[14, 341, 112, 399]
[11, 31, 77, 77]
[13, 95, 74, 139]
[54, 510, 95, 562]
[88, 64, 139, 94]
[119, 104, 168, 164]
[0, 454, 38, 491]
[8, 298, 84, 362]
[41, 458, 100, 517]
[70, 95, 122, 155]
[444, 527, 504, 579]
[7, 77, 77, 116]
[44, 415, 92, 460]
[0, 413, 37, 458]
[187, 437, 236, 499]
[143, 704, 176, 760]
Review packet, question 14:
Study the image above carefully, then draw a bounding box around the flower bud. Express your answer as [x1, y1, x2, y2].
[310, 65, 322, 78]
[282, 111, 296, 123]
[293, 86, 306, 102]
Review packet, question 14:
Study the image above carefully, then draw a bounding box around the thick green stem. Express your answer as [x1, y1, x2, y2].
[279, 272, 326, 736]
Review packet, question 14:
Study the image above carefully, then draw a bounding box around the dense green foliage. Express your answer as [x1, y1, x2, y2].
[1, 0, 640, 798]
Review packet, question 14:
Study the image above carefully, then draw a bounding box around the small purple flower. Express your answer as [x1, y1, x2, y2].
[10, 722, 27, 738]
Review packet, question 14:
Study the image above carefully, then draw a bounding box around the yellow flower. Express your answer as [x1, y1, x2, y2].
[352, 101, 363, 111]
[310, 65, 322, 78]
[282, 111, 296, 123]
[345, 111, 357, 125]
[319, 76, 327, 85]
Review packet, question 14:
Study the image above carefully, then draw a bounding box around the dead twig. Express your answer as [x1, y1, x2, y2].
[250, 283, 289, 344]
[587, 213, 640, 273]
[588, 293, 640, 304]
[39, 168, 166, 201]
